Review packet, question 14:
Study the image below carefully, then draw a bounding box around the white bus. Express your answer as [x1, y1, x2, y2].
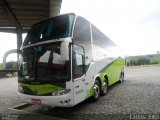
[5, 13, 125, 107]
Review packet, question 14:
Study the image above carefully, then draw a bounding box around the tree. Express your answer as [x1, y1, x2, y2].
[5, 62, 17, 70]
[156, 51, 160, 54]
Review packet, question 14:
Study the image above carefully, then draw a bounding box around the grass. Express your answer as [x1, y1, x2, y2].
[127, 54, 160, 65]
[0, 63, 4, 70]
[126, 64, 160, 68]
[150, 57, 160, 63]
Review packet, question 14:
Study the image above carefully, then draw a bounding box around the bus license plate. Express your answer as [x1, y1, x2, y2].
[31, 99, 41, 104]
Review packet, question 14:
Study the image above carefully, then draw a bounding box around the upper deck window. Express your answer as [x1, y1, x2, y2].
[23, 14, 75, 46]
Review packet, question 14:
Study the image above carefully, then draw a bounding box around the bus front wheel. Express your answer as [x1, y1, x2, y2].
[91, 79, 100, 101]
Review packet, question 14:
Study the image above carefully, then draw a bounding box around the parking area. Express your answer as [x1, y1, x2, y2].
[1, 65, 160, 120]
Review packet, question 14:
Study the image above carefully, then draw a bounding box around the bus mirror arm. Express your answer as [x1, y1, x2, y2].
[82, 47, 86, 74]
[3, 49, 23, 68]
[82, 54, 86, 74]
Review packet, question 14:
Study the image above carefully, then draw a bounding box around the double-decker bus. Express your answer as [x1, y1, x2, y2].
[4, 13, 125, 107]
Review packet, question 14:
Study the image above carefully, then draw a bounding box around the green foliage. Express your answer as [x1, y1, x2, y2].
[126, 54, 160, 66]
[150, 57, 160, 64]
[0, 63, 5, 70]
[0, 61, 17, 70]
[5, 61, 18, 70]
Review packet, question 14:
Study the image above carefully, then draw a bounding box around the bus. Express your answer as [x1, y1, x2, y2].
[4, 13, 125, 107]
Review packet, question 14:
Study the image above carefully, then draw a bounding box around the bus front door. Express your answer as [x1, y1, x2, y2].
[73, 75, 85, 105]
[72, 44, 86, 104]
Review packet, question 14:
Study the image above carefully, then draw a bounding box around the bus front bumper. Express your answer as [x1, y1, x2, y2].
[17, 92, 75, 107]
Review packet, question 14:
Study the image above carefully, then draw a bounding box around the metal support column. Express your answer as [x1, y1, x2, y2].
[49, 0, 62, 17]
[16, 28, 22, 50]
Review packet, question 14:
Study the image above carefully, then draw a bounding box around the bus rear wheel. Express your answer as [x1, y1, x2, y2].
[119, 72, 124, 83]
[101, 78, 107, 96]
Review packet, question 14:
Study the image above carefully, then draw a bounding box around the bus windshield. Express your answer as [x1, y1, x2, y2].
[18, 42, 70, 82]
[23, 14, 74, 46]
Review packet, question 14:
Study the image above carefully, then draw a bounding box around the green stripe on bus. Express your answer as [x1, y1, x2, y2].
[100, 58, 125, 86]
[19, 83, 65, 95]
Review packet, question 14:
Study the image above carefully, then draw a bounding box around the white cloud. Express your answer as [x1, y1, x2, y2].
[61, 0, 160, 56]
[0, 0, 160, 63]
[0, 33, 17, 63]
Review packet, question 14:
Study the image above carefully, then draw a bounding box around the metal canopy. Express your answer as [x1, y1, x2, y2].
[0, 0, 62, 33]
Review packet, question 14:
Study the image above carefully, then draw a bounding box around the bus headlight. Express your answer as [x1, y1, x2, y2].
[52, 89, 71, 96]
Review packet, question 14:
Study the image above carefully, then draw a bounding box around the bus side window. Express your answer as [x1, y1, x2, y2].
[73, 17, 92, 72]
[73, 45, 84, 79]
[73, 52, 84, 79]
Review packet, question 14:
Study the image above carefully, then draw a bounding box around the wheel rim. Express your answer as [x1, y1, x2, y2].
[103, 80, 107, 93]
[94, 83, 100, 98]
[120, 74, 123, 82]
[120, 77, 122, 82]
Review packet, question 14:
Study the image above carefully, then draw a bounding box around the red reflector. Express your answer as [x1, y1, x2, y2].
[31, 99, 41, 104]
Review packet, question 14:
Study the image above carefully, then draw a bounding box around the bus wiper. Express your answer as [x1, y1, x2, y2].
[48, 49, 54, 64]
[47, 48, 54, 76]
[34, 46, 39, 81]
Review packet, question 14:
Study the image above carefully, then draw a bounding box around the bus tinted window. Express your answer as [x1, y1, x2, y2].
[73, 45, 84, 78]
[23, 14, 74, 46]
[92, 25, 118, 60]
[73, 17, 92, 70]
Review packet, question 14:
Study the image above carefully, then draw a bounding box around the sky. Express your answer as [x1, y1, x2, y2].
[61, 0, 160, 55]
[0, 0, 160, 62]
[0, 33, 17, 63]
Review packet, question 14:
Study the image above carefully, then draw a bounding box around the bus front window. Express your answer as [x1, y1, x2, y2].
[19, 42, 70, 82]
[18, 47, 36, 81]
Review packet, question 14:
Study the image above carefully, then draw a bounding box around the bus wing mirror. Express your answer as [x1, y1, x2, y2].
[60, 41, 69, 61]
[3, 49, 22, 68]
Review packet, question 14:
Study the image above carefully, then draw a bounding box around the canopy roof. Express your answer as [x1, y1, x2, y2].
[0, 0, 62, 33]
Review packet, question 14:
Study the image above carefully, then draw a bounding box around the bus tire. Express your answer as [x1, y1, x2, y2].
[101, 78, 108, 96]
[91, 79, 100, 101]
[119, 72, 124, 83]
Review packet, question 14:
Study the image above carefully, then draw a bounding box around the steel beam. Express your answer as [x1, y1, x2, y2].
[0, 27, 29, 33]
[0, 0, 22, 29]
[0, 28, 16, 33]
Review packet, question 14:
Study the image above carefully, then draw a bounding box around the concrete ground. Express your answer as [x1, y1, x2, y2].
[0, 65, 160, 120]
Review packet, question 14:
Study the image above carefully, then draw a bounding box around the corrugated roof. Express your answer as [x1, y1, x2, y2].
[0, 0, 62, 33]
